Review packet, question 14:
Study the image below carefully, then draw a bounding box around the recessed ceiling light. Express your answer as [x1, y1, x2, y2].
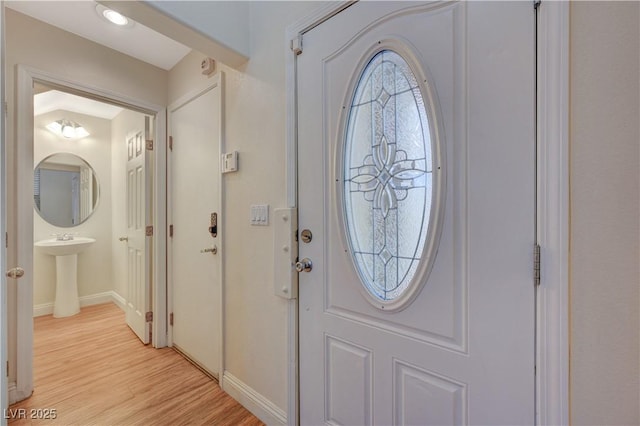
[103, 9, 128, 26]
[96, 4, 134, 28]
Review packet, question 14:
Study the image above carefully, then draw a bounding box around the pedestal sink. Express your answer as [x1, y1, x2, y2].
[35, 237, 96, 317]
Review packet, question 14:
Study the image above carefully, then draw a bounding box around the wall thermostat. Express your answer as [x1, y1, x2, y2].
[221, 151, 238, 173]
[201, 57, 216, 76]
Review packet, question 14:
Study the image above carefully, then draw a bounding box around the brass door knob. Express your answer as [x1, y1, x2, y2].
[6, 267, 25, 279]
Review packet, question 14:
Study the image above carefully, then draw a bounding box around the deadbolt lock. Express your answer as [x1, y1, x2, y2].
[301, 229, 313, 244]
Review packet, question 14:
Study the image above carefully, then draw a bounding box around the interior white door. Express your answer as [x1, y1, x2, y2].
[125, 127, 151, 344]
[170, 82, 221, 377]
[298, 2, 535, 424]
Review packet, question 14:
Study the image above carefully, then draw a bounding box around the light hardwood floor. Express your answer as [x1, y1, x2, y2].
[9, 303, 264, 426]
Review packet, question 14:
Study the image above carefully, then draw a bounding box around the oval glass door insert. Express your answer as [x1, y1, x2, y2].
[343, 48, 440, 309]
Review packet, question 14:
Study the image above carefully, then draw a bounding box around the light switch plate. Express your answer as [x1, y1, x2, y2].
[250, 204, 269, 226]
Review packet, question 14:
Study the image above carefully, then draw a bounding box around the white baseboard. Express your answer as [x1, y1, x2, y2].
[109, 291, 126, 310]
[33, 291, 126, 317]
[8, 381, 17, 404]
[7, 381, 31, 405]
[222, 371, 287, 426]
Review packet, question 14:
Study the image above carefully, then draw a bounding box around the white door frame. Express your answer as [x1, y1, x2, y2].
[284, 1, 570, 425]
[11, 65, 168, 403]
[1, 4, 8, 423]
[166, 72, 225, 379]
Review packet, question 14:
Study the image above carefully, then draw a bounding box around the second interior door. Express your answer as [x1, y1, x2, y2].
[170, 80, 222, 377]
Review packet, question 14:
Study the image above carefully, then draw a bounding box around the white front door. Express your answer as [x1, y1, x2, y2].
[169, 79, 222, 377]
[298, 2, 535, 424]
[125, 125, 152, 344]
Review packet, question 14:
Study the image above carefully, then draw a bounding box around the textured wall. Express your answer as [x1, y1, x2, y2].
[570, 2, 640, 424]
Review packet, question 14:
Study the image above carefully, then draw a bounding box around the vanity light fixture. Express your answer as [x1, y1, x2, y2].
[96, 4, 134, 28]
[46, 120, 90, 140]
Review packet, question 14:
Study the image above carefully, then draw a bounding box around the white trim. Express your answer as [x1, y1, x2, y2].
[536, 2, 570, 425]
[14, 66, 35, 404]
[152, 110, 168, 348]
[1, 4, 7, 420]
[286, 1, 570, 425]
[222, 371, 287, 426]
[32, 291, 126, 317]
[166, 72, 225, 381]
[13, 66, 168, 405]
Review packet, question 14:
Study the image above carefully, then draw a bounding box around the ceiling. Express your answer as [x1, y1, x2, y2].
[35, 90, 124, 120]
[7, 1, 192, 120]
[5, 1, 191, 71]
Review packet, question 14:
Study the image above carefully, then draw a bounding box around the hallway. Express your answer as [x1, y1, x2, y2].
[8, 304, 262, 425]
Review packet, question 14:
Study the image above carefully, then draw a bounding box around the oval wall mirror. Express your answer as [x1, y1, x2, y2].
[34, 153, 99, 227]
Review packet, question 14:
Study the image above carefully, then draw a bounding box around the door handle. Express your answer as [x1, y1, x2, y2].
[119, 237, 128, 242]
[295, 258, 312, 273]
[200, 246, 218, 255]
[6, 267, 25, 279]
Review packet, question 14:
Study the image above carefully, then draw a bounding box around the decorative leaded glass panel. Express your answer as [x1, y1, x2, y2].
[344, 49, 433, 304]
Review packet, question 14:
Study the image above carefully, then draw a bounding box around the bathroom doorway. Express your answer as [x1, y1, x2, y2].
[32, 83, 148, 326]
[12, 68, 168, 402]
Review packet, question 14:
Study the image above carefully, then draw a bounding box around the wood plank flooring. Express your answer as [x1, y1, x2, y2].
[9, 303, 264, 426]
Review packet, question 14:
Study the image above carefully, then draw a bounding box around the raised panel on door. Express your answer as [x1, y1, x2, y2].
[298, 2, 535, 424]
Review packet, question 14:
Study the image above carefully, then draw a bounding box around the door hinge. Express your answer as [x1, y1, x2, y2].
[146, 139, 154, 151]
[291, 34, 303, 55]
[534, 244, 541, 286]
[169, 312, 174, 326]
[6, 361, 9, 377]
[146, 226, 154, 236]
[534, 0, 541, 10]
[145, 311, 153, 322]
[169, 136, 173, 151]
[169, 225, 174, 238]
[5, 232, 8, 249]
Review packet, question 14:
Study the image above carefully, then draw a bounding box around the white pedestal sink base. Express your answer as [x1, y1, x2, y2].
[53, 254, 80, 318]
[35, 237, 95, 317]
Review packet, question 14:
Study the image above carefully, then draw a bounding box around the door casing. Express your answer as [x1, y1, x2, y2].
[1, 4, 8, 422]
[285, 1, 570, 425]
[11, 66, 168, 403]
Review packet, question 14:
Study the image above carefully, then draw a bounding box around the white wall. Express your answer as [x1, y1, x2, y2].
[149, 1, 249, 58]
[111, 109, 147, 302]
[33, 110, 113, 308]
[168, 2, 321, 420]
[570, 2, 640, 424]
